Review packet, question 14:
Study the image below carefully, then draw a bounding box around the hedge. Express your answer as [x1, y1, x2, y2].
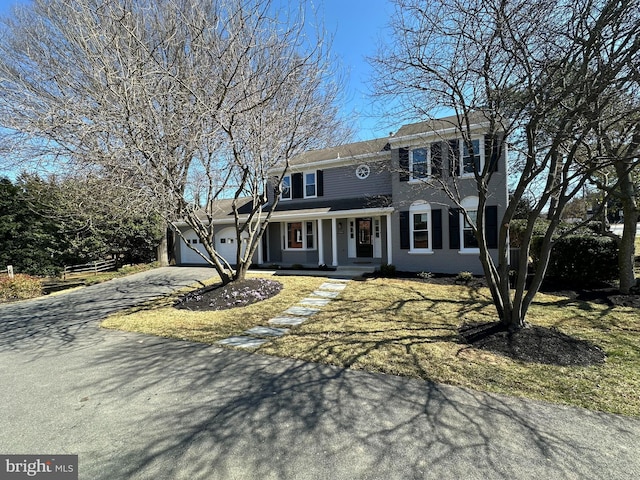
[531, 235, 618, 287]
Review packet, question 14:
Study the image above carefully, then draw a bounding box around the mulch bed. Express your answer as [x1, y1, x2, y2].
[373, 271, 637, 366]
[174, 271, 635, 366]
[459, 322, 607, 366]
[174, 278, 283, 311]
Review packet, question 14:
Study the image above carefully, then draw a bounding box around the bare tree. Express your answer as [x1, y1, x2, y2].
[372, 0, 640, 329]
[588, 103, 640, 293]
[0, 0, 346, 284]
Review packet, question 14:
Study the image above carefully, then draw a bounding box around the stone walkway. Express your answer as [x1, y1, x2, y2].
[216, 279, 349, 349]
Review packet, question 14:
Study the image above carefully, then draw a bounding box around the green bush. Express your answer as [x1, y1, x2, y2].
[509, 218, 551, 248]
[0, 274, 43, 302]
[455, 271, 474, 284]
[531, 235, 618, 287]
[378, 263, 397, 277]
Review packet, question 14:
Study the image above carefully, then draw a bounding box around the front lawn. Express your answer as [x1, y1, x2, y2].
[102, 273, 640, 417]
[102, 274, 326, 342]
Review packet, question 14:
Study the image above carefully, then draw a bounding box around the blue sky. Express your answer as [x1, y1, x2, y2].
[0, 0, 398, 142]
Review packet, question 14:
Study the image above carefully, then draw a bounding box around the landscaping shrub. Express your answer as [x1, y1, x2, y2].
[455, 271, 474, 284]
[509, 218, 551, 248]
[378, 263, 397, 277]
[0, 274, 43, 302]
[531, 235, 618, 287]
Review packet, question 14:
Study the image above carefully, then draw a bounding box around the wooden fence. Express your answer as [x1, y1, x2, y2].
[63, 259, 117, 279]
[0, 265, 14, 279]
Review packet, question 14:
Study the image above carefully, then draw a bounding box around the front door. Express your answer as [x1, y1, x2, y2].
[356, 218, 373, 258]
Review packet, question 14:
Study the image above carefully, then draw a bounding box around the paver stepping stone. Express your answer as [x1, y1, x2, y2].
[283, 306, 320, 316]
[216, 336, 268, 348]
[319, 282, 347, 291]
[244, 326, 289, 337]
[268, 316, 307, 326]
[312, 290, 340, 298]
[300, 297, 331, 306]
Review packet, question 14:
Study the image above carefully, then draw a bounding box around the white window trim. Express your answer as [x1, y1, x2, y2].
[280, 174, 292, 201]
[282, 220, 317, 251]
[409, 147, 430, 183]
[303, 171, 317, 199]
[459, 136, 485, 178]
[459, 196, 480, 254]
[409, 201, 433, 254]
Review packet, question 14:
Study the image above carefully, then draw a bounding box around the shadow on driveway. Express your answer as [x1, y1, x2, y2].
[73, 335, 640, 479]
[0, 267, 216, 355]
[1, 266, 639, 479]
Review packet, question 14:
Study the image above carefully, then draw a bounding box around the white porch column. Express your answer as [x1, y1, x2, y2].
[257, 236, 263, 264]
[386, 213, 393, 265]
[317, 219, 325, 265]
[331, 218, 338, 267]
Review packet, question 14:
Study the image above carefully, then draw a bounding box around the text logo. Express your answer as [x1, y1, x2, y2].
[0, 456, 77, 480]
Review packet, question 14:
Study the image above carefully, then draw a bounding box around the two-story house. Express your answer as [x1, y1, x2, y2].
[174, 114, 508, 274]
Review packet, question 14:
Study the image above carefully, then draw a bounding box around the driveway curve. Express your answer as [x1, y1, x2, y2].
[1, 267, 639, 479]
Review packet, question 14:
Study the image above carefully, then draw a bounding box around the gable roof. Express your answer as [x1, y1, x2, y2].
[393, 112, 493, 140]
[288, 137, 390, 169]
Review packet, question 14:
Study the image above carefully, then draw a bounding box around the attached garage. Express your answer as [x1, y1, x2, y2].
[177, 226, 248, 266]
[178, 229, 211, 265]
[214, 226, 248, 265]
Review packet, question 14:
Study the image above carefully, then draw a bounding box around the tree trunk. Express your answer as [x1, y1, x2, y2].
[166, 227, 176, 265]
[156, 229, 169, 267]
[234, 261, 249, 282]
[616, 164, 638, 294]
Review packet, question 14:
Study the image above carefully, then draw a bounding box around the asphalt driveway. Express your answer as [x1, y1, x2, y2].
[1, 267, 639, 479]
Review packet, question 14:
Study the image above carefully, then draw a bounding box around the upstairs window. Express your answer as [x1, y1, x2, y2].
[304, 172, 317, 198]
[461, 138, 482, 176]
[280, 175, 291, 200]
[410, 148, 428, 180]
[403, 143, 443, 181]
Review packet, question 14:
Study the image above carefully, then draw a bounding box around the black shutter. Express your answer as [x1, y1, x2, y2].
[485, 135, 499, 173]
[448, 140, 459, 176]
[449, 208, 460, 249]
[486, 205, 498, 248]
[317, 170, 324, 197]
[431, 142, 442, 177]
[399, 211, 410, 249]
[292, 172, 303, 199]
[432, 209, 442, 249]
[399, 148, 410, 182]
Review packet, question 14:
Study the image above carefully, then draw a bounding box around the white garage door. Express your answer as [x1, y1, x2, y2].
[215, 227, 248, 265]
[179, 230, 211, 265]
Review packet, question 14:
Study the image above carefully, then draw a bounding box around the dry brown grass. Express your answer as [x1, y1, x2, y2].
[102, 273, 325, 342]
[102, 273, 640, 417]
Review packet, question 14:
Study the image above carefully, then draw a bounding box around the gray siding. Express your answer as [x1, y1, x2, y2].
[321, 163, 391, 200]
[268, 159, 391, 205]
[389, 137, 509, 274]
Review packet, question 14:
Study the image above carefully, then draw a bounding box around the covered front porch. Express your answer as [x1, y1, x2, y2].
[263, 206, 394, 269]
